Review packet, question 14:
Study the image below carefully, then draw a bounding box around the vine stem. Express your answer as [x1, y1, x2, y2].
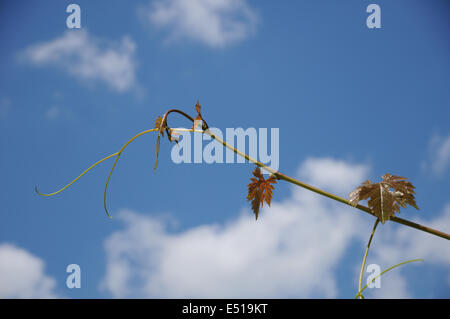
[357, 219, 379, 299]
[35, 124, 450, 241]
[202, 129, 450, 241]
[35, 152, 119, 197]
[36, 128, 158, 217]
[102, 128, 158, 217]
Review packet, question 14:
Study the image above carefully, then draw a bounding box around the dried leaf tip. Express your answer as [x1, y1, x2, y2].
[193, 100, 203, 131]
[349, 174, 419, 224]
[154, 115, 165, 137]
[247, 167, 277, 220]
[195, 99, 201, 115]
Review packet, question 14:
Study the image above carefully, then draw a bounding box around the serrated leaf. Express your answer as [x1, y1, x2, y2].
[349, 174, 419, 224]
[247, 167, 277, 220]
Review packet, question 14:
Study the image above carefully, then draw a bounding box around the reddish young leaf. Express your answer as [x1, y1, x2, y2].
[349, 174, 419, 224]
[247, 167, 277, 220]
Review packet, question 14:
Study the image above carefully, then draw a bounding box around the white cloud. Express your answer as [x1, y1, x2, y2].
[144, 0, 258, 48]
[101, 157, 370, 298]
[0, 243, 58, 298]
[423, 134, 450, 177]
[297, 157, 369, 196]
[369, 271, 411, 299]
[21, 30, 137, 93]
[363, 204, 450, 298]
[101, 157, 450, 298]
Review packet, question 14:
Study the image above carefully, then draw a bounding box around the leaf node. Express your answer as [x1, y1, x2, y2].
[153, 113, 169, 171]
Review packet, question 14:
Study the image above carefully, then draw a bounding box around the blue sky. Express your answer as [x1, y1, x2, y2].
[0, 0, 449, 298]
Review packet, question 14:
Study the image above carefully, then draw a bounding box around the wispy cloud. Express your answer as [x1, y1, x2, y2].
[422, 134, 450, 177]
[0, 243, 59, 298]
[0, 98, 11, 120]
[44, 105, 73, 121]
[21, 30, 138, 93]
[142, 0, 258, 48]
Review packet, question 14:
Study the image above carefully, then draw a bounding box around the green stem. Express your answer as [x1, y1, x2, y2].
[355, 258, 424, 299]
[35, 128, 157, 217]
[203, 129, 450, 241]
[35, 124, 450, 241]
[358, 219, 379, 299]
[35, 152, 119, 196]
[103, 128, 157, 217]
